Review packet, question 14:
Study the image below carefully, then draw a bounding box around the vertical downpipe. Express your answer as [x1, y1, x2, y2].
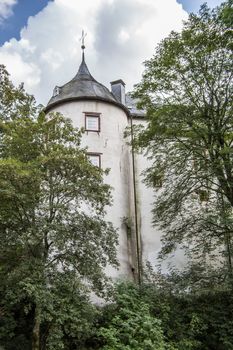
[130, 114, 142, 285]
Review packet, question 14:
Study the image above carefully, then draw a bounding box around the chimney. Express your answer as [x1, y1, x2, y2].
[110, 79, 126, 105]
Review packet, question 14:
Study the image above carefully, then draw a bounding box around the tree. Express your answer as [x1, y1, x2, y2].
[0, 64, 38, 122]
[94, 280, 233, 350]
[133, 1, 233, 286]
[0, 66, 118, 349]
[98, 283, 166, 350]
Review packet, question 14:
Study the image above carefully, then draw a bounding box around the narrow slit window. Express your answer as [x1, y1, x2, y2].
[85, 114, 100, 132]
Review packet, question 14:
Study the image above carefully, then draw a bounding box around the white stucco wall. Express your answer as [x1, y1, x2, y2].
[132, 118, 163, 269]
[47, 100, 133, 279]
[133, 118, 186, 273]
[47, 99, 183, 280]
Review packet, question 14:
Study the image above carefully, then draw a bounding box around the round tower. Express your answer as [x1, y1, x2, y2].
[45, 51, 137, 280]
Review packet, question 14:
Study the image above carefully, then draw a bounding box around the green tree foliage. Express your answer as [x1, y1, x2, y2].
[0, 66, 118, 349]
[0, 65, 38, 122]
[144, 281, 233, 350]
[98, 283, 166, 350]
[133, 1, 233, 286]
[93, 282, 233, 350]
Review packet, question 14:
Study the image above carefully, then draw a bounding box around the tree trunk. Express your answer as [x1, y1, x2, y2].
[32, 304, 40, 350]
[220, 195, 233, 288]
[224, 231, 233, 288]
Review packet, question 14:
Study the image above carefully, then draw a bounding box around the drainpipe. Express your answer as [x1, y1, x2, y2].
[130, 113, 142, 285]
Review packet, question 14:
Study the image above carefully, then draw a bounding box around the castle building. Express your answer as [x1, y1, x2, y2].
[45, 47, 162, 282]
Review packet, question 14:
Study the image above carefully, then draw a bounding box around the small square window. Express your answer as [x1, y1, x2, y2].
[53, 86, 60, 97]
[85, 114, 100, 132]
[87, 153, 101, 168]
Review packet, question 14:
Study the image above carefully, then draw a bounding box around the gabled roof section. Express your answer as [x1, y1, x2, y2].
[126, 94, 146, 118]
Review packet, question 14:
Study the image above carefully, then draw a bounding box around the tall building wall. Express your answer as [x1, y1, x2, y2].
[47, 99, 169, 280]
[45, 53, 179, 280]
[132, 118, 163, 269]
[47, 100, 138, 279]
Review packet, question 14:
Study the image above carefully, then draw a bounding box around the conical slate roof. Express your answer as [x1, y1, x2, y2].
[46, 54, 119, 112]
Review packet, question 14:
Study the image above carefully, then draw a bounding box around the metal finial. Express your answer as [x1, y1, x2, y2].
[80, 30, 87, 51]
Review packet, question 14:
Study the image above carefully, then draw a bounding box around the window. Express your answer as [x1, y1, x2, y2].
[198, 189, 209, 202]
[153, 173, 164, 188]
[85, 113, 100, 132]
[87, 153, 101, 168]
[53, 86, 60, 97]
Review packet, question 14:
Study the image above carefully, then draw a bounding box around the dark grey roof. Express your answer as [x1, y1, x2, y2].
[46, 54, 125, 112]
[45, 54, 145, 118]
[126, 94, 146, 118]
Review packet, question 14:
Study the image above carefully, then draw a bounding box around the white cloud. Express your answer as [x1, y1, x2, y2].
[0, 50, 41, 88]
[0, 0, 188, 105]
[118, 29, 130, 44]
[0, 0, 17, 24]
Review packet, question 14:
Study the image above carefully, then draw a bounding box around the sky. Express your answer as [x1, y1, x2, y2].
[0, 0, 224, 105]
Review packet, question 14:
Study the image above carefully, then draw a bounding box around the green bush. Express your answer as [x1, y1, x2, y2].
[98, 283, 166, 350]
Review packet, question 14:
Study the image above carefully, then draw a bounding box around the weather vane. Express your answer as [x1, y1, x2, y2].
[80, 30, 87, 51]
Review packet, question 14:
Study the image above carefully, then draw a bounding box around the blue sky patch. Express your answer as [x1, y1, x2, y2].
[177, 0, 223, 13]
[0, 0, 51, 45]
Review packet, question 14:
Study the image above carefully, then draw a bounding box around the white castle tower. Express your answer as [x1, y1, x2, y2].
[45, 41, 161, 282]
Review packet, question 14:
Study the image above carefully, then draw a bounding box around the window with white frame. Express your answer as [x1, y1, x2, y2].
[85, 114, 100, 132]
[87, 153, 101, 167]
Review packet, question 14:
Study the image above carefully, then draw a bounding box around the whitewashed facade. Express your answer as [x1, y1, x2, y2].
[45, 53, 164, 281]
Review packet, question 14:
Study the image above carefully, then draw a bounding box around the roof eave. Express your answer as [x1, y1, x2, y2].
[44, 96, 130, 116]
